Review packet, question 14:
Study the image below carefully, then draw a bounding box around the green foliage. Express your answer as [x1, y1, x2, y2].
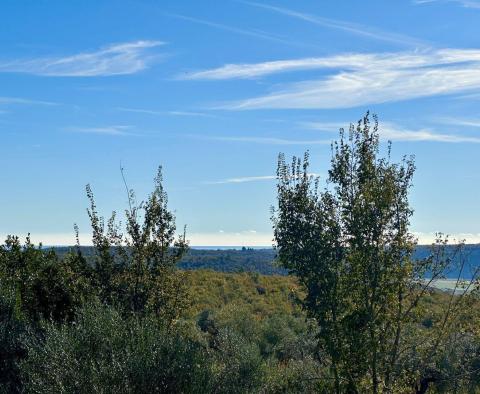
[211, 328, 265, 393]
[21, 303, 213, 394]
[178, 248, 285, 275]
[183, 269, 303, 318]
[0, 235, 90, 323]
[20, 301, 318, 394]
[0, 237, 92, 392]
[83, 166, 189, 322]
[0, 287, 27, 394]
[273, 113, 480, 393]
[191, 292, 322, 393]
[263, 358, 325, 393]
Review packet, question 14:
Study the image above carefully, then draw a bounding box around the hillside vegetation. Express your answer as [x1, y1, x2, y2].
[184, 270, 303, 318]
[1, 114, 479, 393]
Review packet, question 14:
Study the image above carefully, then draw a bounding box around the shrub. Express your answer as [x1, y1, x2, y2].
[0, 288, 28, 394]
[211, 327, 265, 393]
[263, 358, 326, 393]
[21, 303, 213, 394]
[0, 236, 91, 323]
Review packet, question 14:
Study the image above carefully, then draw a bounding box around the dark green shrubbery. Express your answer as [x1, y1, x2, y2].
[0, 237, 91, 393]
[193, 305, 323, 393]
[0, 288, 27, 394]
[21, 304, 213, 394]
[19, 302, 320, 393]
[0, 236, 90, 323]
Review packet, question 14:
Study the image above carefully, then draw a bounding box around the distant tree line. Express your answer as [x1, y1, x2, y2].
[51, 245, 480, 278]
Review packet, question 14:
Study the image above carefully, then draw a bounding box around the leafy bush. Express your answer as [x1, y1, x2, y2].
[211, 328, 265, 393]
[259, 314, 317, 362]
[21, 303, 298, 394]
[21, 304, 213, 394]
[263, 358, 326, 393]
[0, 288, 28, 394]
[0, 236, 90, 323]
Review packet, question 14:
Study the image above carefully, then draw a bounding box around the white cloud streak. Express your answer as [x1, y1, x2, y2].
[69, 125, 133, 136]
[205, 172, 320, 185]
[204, 175, 277, 184]
[167, 13, 305, 48]
[117, 107, 217, 118]
[209, 49, 480, 109]
[414, 0, 480, 8]
[454, 92, 480, 100]
[182, 55, 378, 80]
[183, 49, 480, 80]
[304, 120, 480, 143]
[0, 41, 163, 77]
[434, 117, 480, 128]
[242, 1, 429, 47]
[0, 96, 59, 106]
[197, 116, 480, 146]
[200, 135, 332, 145]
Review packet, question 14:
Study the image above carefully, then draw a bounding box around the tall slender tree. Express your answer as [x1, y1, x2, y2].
[85, 166, 189, 323]
[273, 113, 478, 393]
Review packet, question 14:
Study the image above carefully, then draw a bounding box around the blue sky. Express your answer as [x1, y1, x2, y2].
[1, 0, 480, 246]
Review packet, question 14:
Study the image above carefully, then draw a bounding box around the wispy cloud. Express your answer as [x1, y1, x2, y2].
[166, 13, 310, 48]
[205, 173, 320, 185]
[214, 49, 480, 109]
[434, 116, 480, 128]
[117, 107, 217, 118]
[68, 125, 133, 136]
[0, 41, 163, 77]
[414, 0, 480, 9]
[181, 55, 378, 80]
[304, 120, 480, 143]
[377, 123, 480, 143]
[241, 1, 429, 47]
[199, 135, 332, 145]
[0, 96, 59, 106]
[204, 175, 277, 184]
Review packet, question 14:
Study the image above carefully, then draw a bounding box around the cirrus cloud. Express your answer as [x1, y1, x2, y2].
[68, 125, 133, 136]
[303, 120, 480, 143]
[0, 41, 164, 77]
[186, 49, 480, 110]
